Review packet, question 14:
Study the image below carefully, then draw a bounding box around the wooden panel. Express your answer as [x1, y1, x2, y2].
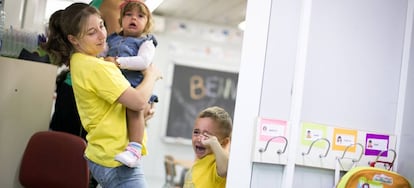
[0, 57, 57, 188]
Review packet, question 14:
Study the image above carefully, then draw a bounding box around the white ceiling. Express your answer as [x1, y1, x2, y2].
[71, 0, 247, 28]
[152, 0, 247, 28]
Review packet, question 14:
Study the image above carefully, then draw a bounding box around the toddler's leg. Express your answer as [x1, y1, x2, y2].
[115, 109, 145, 168]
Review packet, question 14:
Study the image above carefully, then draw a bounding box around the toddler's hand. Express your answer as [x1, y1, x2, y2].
[104, 56, 119, 67]
[144, 103, 156, 121]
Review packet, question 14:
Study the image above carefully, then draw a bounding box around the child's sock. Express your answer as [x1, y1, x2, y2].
[126, 142, 142, 159]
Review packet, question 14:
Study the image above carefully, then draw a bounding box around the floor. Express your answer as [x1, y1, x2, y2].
[147, 175, 166, 187]
[95, 175, 165, 188]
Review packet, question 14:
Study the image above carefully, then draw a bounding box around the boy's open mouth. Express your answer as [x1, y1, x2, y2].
[195, 145, 206, 154]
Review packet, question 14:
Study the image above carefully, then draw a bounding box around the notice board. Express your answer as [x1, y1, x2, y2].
[165, 64, 238, 140]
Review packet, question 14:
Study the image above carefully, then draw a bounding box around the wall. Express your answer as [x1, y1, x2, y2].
[228, 0, 414, 187]
[302, 0, 405, 132]
[397, 0, 414, 180]
[3, 0, 47, 32]
[3, 0, 25, 30]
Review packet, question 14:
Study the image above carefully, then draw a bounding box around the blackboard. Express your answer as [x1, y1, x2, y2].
[166, 64, 238, 140]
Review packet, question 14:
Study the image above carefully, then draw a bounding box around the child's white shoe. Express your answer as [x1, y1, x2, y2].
[115, 150, 140, 168]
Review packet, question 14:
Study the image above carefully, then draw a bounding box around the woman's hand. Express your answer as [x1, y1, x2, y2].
[142, 63, 163, 81]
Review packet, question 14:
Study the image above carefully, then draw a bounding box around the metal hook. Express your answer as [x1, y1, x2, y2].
[369, 149, 397, 170]
[302, 137, 331, 158]
[375, 149, 397, 162]
[258, 136, 288, 155]
[339, 143, 364, 162]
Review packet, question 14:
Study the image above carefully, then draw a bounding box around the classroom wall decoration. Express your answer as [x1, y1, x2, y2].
[365, 133, 390, 156]
[252, 117, 289, 165]
[332, 128, 358, 152]
[258, 118, 287, 142]
[301, 122, 328, 148]
[251, 119, 397, 171]
[295, 122, 396, 170]
[165, 64, 238, 140]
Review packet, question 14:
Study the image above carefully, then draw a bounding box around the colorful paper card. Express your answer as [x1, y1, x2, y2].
[301, 122, 328, 148]
[258, 118, 287, 142]
[365, 133, 389, 156]
[332, 128, 358, 152]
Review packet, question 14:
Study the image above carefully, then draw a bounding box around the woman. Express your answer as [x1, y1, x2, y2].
[44, 3, 162, 187]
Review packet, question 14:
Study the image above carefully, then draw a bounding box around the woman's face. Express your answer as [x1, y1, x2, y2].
[69, 14, 107, 56]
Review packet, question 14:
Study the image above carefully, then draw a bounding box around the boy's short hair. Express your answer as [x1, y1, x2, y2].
[198, 106, 233, 138]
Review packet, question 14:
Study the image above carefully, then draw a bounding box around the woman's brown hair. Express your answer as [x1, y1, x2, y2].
[43, 3, 101, 66]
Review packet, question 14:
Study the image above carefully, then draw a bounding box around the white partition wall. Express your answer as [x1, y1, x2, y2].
[397, 0, 414, 181]
[301, 0, 406, 133]
[228, 0, 414, 187]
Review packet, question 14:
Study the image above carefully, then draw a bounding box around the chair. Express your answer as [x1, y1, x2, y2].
[163, 155, 178, 188]
[19, 131, 89, 188]
[163, 155, 192, 188]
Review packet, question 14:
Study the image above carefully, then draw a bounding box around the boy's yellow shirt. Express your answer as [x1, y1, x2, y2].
[188, 154, 226, 188]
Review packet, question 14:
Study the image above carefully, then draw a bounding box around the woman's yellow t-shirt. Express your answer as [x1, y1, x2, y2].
[70, 53, 147, 167]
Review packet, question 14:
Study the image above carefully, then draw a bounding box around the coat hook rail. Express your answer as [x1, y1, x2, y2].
[369, 148, 397, 171]
[302, 137, 331, 158]
[258, 136, 288, 155]
[339, 143, 364, 163]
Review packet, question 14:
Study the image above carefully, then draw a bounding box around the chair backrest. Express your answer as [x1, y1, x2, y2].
[164, 155, 177, 187]
[19, 131, 89, 188]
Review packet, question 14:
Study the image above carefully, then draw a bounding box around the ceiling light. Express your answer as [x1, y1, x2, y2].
[145, 0, 164, 12]
[238, 20, 245, 31]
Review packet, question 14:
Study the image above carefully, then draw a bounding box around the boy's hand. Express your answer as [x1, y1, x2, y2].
[201, 132, 220, 147]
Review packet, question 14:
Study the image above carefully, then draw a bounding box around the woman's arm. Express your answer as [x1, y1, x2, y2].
[98, 0, 123, 34]
[117, 63, 162, 111]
